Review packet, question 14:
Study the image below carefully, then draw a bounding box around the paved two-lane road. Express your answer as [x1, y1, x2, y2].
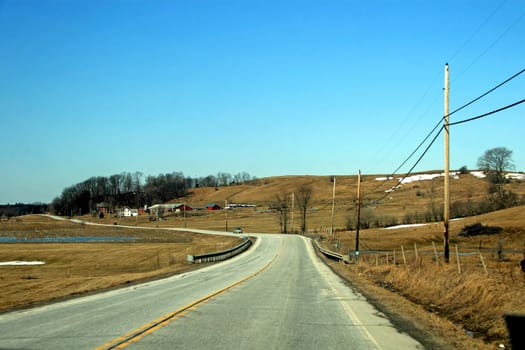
[0, 233, 422, 349]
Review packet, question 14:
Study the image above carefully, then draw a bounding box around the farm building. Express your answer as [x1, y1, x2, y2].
[174, 204, 193, 212]
[96, 202, 111, 214]
[206, 203, 222, 211]
[117, 206, 138, 217]
[147, 203, 193, 215]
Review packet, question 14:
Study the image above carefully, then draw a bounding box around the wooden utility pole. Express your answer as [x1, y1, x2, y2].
[355, 170, 361, 258]
[290, 193, 295, 234]
[330, 176, 336, 237]
[444, 63, 450, 263]
[225, 200, 229, 232]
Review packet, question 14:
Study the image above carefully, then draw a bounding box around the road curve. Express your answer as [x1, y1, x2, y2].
[0, 233, 422, 349]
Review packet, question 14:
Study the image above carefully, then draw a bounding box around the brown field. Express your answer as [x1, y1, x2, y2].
[0, 215, 241, 311]
[1, 172, 524, 348]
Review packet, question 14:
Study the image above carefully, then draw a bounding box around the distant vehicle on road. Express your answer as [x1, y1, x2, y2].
[233, 227, 243, 234]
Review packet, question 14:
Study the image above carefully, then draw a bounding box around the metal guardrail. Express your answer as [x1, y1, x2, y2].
[313, 240, 350, 263]
[187, 237, 252, 264]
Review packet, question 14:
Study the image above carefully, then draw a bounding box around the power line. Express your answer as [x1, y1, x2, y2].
[368, 118, 443, 195]
[371, 74, 442, 170]
[447, 0, 508, 64]
[372, 67, 525, 194]
[372, 126, 444, 204]
[371, 97, 524, 203]
[378, 1, 514, 171]
[454, 9, 525, 81]
[449, 98, 525, 126]
[368, 66, 525, 200]
[370, 67, 524, 185]
[448, 68, 525, 118]
[390, 119, 442, 175]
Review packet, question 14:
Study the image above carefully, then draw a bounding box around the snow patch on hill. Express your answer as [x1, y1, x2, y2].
[0, 261, 45, 266]
[376, 171, 524, 193]
[470, 171, 486, 178]
[506, 172, 525, 180]
[376, 172, 460, 193]
[469, 171, 524, 180]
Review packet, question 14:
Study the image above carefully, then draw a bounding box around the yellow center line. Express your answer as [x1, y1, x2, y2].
[95, 237, 283, 350]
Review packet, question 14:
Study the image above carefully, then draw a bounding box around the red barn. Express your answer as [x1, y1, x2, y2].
[174, 204, 193, 212]
[206, 203, 222, 211]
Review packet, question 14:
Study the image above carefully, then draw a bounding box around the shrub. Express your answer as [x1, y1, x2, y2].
[458, 165, 469, 174]
[346, 215, 356, 231]
[458, 223, 502, 237]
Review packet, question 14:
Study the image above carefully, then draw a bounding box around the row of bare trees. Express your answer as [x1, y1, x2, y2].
[51, 171, 255, 216]
[0, 203, 48, 218]
[273, 185, 313, 233]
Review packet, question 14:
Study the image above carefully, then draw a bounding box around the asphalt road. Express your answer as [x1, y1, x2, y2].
[0, 233, 423, 350]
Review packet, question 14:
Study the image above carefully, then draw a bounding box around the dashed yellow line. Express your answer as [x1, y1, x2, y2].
[95, 237, 282, 350]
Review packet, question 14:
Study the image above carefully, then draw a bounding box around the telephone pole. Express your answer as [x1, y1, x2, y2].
[444, 63, 450, 263]
[225, 200, 229, 232]
[290, 193, 295, 234]
[330, 176, 336, 237]
[355, 170, 361, 259]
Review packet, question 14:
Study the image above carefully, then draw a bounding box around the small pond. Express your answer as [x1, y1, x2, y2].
[0, 236, 136, 243]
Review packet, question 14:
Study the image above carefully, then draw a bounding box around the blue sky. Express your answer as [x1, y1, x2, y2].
[1, 0, 524, 203]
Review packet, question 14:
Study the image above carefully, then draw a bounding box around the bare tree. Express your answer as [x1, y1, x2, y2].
[425, 177, 442, 222]
[296, 185, 313, 233]
[217, 172, 232, 186]
[477, 147, 514, 192]
[233, 172, 252, 184]
[273, 193, 291, 233]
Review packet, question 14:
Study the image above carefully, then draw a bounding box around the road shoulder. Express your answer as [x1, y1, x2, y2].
[313, 241, 493, 350]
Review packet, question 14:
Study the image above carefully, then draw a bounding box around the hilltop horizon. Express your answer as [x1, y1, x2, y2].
[3, 167, 525, 206]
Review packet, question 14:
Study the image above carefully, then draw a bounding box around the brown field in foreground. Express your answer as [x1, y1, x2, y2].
[0, 215, 241, 311]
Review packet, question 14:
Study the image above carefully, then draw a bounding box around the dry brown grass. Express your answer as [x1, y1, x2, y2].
[320, 205, 525, 348]
[0, 215, 241, 312]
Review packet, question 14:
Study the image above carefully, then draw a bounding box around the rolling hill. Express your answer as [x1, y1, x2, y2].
[156, 171, 525, 234]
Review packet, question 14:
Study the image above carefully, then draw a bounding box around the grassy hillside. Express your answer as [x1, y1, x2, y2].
[137, 171, 525, 234]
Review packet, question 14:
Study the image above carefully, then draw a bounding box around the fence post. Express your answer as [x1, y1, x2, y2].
[401, 245, 407, 267]
[393, 250, 396, 266]
[432, 241, 440, 265]
[479, 252, 488, 275]
[455, 245, 461, 274]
